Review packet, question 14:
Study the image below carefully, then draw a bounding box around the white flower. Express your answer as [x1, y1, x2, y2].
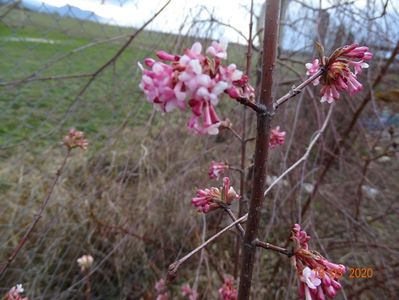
[302, 183, 315, 194]
[377, 156, 391, 163]
[300, 267, 321, 289]
[77, 255, 94, 272]
[16, 284, 24, 294]
[361, 185, 379, 199]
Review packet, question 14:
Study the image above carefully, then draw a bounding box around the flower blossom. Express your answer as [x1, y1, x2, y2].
[306, 43, 372, 103]
[206, 39, 228, 59]
[208, 161, 229, 180]
[291, 224, 346, 300]
[77, 254, 93, 272]
[181, 284, 198, 300]
[191, 177, 240, 213]
[305, 59, 320, 86]
[155, 279, 169, 300]
[269, 126, 286, 148]
[63, 128, 89, 150]
[4, 284, 28, 300]
[139, 41, 254, 135]
[218, 276, 238, 300]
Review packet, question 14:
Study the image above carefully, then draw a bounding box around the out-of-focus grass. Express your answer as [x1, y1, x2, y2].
[0, 7, 248, 154]
[0, 8, 177, 153]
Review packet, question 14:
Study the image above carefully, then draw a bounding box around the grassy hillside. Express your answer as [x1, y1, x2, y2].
[0, 7, 248, 155]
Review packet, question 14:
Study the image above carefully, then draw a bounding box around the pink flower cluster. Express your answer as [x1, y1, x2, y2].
[192, 177, 240, 213]
[208, 161, 229, 180]
[269, 126, 286, 149]
[4, 285, 28, 300]
[218, 276, 238, 300]
[155, 279, 169, 300]
[139, 41, 254, 135]
[306, 43, 372, 103]
[63, 128, 88, 150]
[181, 284, 198, 300]
[291, 224, 346, 300]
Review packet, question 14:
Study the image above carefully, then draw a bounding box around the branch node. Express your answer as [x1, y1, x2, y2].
[257, 104, 275, 119]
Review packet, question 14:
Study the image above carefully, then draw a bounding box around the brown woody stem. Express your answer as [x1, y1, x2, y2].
[237, 1, 280, 299]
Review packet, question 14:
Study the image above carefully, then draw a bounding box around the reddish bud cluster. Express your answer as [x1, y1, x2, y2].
[4, 285, 28, 300]
[139, 41, 254, 135]
[306, 43, 372, 103]
[291, 224, 346, 300]
[218, 276, 238, 300]
[63, 128, 88, 150]
[191, 177, 240, 213]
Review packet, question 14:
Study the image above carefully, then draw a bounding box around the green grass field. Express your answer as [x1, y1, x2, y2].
[0, 6, 249, 156]
[0, 7, 179, 154]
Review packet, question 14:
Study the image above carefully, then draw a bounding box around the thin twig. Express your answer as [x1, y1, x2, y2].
[222, 206, 245, 237]
[227, 126, 243, 142]
[0, 149, 71, 276]
[254, 239, 292, 256]
[235, 96, 263, 113]
[264, 104, 334, 197]
[274, 68, 324, 109]
[224, 207, 291, 257]
[167, 214, 248, 280]
[59, 0, 172, 126]
[234, 0, 254, 279]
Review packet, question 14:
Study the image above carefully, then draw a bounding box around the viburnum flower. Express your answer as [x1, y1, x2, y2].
[155, 279, 169, 300]
[191, 177, 240, 213]
[181, 284, 198, 300]
[206, 39, 228, 59]
[218, 275, 238, 300]
[306, 43, 372, 103]
[4, 284, 28, 300]
[63, 128, 89, 150]
[139, 41, 254, 135]
[269, 126, 286, 148]
[305, 59, 321, 86]
[77, 254, 93, 272]
[208, 161, 229, 180]
[291, 224, 346, 300]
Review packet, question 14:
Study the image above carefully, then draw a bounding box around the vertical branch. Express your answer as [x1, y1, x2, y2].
[238, 1, 280, 299]
[234, 0, 254, 280]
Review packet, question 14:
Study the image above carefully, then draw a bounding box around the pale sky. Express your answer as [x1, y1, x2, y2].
[38, 0, 263, 43]
[31, 0, 391, 45]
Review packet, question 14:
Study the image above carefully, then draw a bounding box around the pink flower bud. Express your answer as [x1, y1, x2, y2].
[156, 50, 178, 61]
[5, 285, 28, 300]
[218, 276, 238, 300]
[292, 224, 346, 300]
[63, 128, 89, 150]
[191, 177, 239, 213]
[208, 161, 228, 180]
[144, 58, 155, 67]
[269, 126, 286, 149]
[181, 284, 198, 300]
[306, 43, 372, 103]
